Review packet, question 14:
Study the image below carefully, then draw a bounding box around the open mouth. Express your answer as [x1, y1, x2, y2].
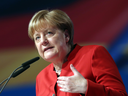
[44, 47, 54, 52]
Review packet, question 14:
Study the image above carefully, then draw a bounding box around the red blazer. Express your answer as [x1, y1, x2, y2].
[36, 44, 127, 96]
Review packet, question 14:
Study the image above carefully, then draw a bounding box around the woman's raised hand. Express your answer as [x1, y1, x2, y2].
[57, 64, 87, 94]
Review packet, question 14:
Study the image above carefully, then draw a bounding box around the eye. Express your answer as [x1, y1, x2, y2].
[45, 31, 54, 37]
[34, 36, 40, 41]
[36, 36, 40, 40]
[47, 32, 53, 35]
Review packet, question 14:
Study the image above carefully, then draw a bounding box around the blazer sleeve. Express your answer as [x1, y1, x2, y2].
[85, 46, 127, 96]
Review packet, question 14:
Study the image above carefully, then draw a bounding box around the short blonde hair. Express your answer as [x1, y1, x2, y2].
[28, 9, 74, 46]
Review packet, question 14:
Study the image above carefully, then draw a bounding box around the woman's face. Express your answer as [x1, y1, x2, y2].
[33, 25, 70, 63]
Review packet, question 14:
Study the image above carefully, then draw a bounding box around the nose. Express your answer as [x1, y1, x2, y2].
[41, 36, 48, 46]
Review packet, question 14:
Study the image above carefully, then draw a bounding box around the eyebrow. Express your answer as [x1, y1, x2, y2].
[33, 26, 57, 35]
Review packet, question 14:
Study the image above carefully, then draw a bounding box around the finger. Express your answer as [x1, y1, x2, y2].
[59, 85, 73, 93]
[70, 64, 79, 75]
[58, 83, 65, 88]
[57, 80, 67, 85]
[58, 82, 68, 89]
[60, 88, 70, 92]
[60, 88, 71, 92]
[57, 76, 70, 81]
[57, 76, 65, 81]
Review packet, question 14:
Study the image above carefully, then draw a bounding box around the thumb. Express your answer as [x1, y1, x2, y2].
[70, 64, 79, 75]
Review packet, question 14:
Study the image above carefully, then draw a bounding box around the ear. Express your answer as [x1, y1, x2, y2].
[64, 30, 70, 43]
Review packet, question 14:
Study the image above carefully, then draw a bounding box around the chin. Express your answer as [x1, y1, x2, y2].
[43, 54, 58, 62]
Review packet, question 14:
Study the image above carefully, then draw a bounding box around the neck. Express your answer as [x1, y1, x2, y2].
[53, 63, 62, 75]
[54, 63, 62, 71]
[53, 44, 72, 71]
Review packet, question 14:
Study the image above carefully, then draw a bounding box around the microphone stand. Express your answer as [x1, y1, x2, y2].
[0, 65, 30, 94]
[0, 56, 39, 94]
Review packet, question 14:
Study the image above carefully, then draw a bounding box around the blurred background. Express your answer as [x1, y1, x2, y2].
[0, 0, 128, 95]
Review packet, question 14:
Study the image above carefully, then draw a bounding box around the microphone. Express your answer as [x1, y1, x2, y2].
[22, 57, 40, 67]
[0, 56, 40, 94]
[12, 57, 40, 78]
[11, 65, 30, 78]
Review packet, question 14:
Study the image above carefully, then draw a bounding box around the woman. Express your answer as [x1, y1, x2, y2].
[28, 9, 127, 96]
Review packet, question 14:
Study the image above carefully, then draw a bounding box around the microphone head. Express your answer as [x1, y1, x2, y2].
[22, 57, 40, 67]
